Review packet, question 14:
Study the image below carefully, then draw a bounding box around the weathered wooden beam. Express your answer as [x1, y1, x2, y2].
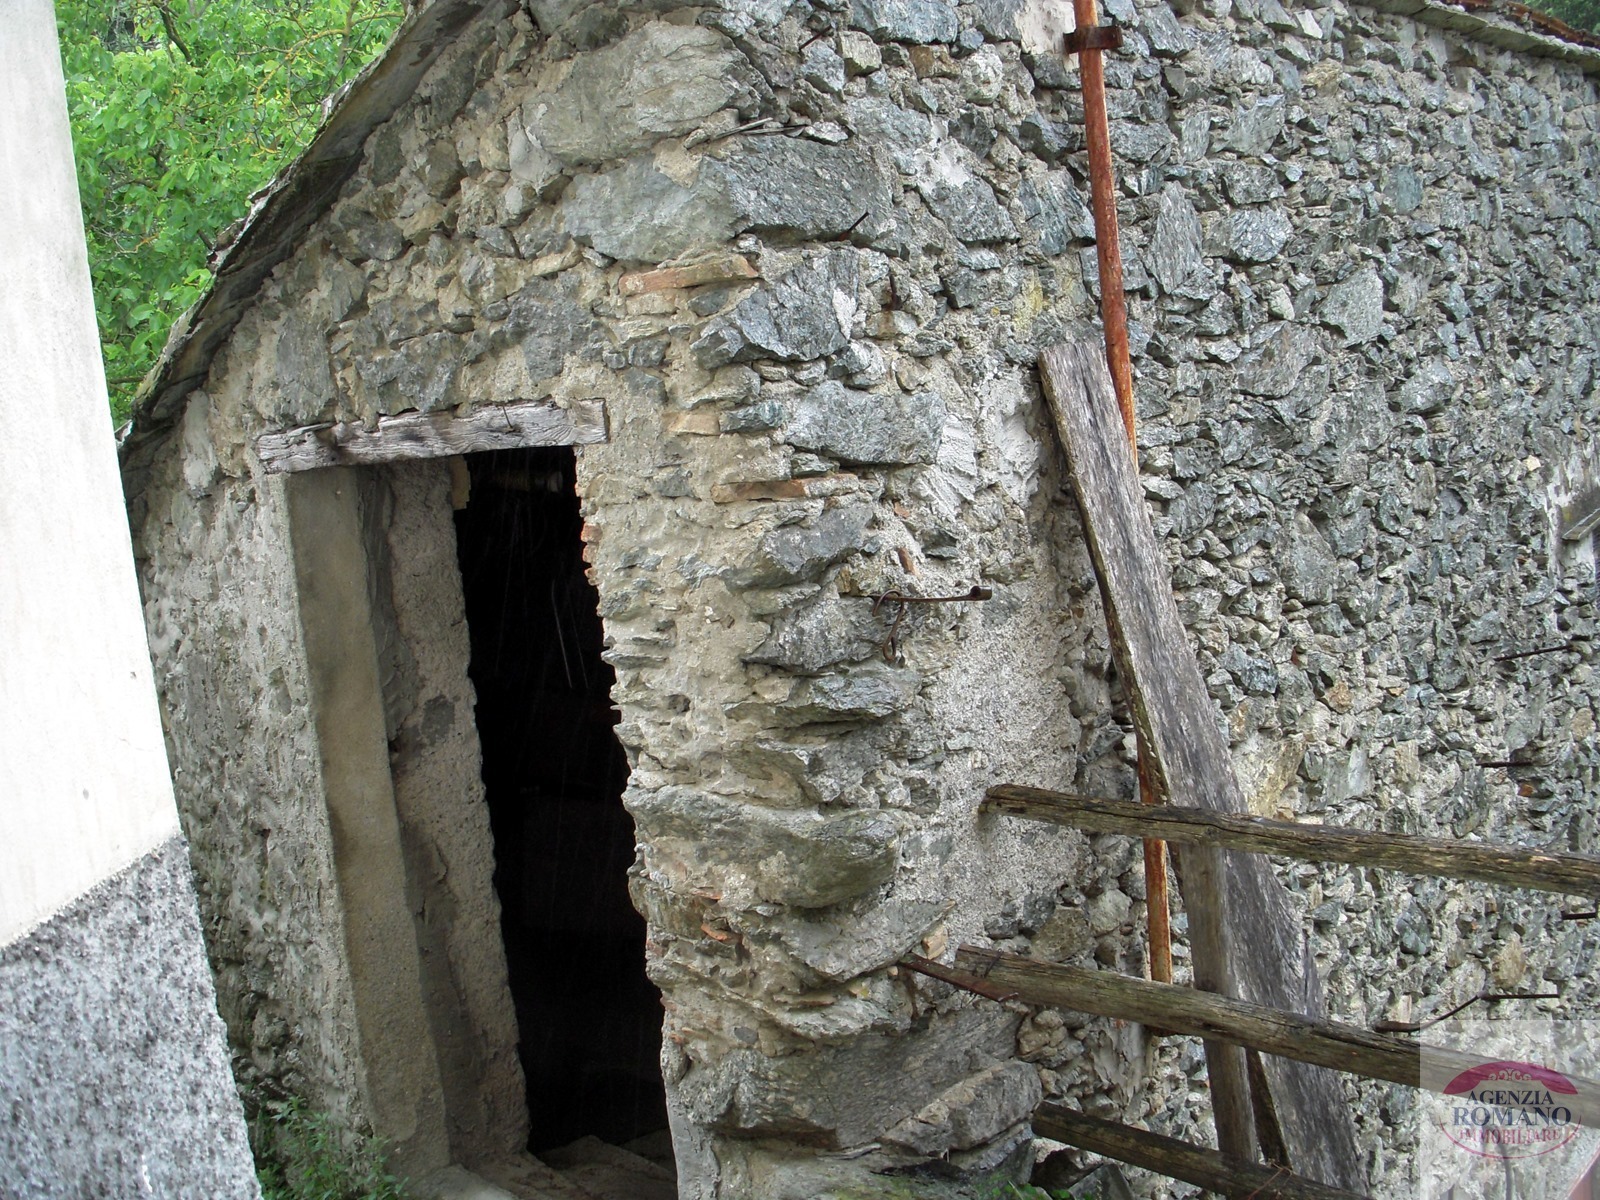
[952, 947, 1600, 1128]
[984, 785, 1600, 898]
[256, 398, 607, 473]
[1040, 338, 1360, 1186]
[1033, 1106, 1372, 1200]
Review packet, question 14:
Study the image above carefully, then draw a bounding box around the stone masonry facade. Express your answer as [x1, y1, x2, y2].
[121, 0, 1600, 1194]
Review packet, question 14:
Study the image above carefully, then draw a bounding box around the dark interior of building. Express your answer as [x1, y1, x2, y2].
[453, 446, 668, 1154]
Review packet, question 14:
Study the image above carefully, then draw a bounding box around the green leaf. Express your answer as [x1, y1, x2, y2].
[59, 0, 404, 418]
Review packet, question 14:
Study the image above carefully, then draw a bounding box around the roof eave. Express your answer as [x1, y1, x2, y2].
[120, 0, 515, 466]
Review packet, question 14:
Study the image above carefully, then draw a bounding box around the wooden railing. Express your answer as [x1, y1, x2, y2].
[942, 340, 1600, 1198]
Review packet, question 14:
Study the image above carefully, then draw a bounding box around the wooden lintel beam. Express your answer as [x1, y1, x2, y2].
[951, 947, 1600, 1128]
[984, 785, 1600, 898]
[1033, 1106, 1371, 1200]
[256, 398, 607, 473]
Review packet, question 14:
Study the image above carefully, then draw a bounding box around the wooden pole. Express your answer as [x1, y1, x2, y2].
[951, 947, 1600, 1128]
[1042, 341, 1367, 1183]
[1067, 0, 1175, 1000]
[1043, 342, 1297, 1171]
[1033, 1106, 1373, 1200]
[1137, 758, 1173, 985]
[984, 785, 1600, 898]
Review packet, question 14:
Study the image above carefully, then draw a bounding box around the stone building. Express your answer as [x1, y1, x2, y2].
[118, 0, 1600, 1195]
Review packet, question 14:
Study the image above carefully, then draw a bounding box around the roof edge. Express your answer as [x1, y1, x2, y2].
[120, 0, 514, 466]
[1366, 0, 1600, 67]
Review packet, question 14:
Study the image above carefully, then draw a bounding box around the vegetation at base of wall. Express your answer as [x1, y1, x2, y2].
[55, 0, 404, 425]
[252, 1096, 410, 1200]
[996, 1183, 1074, 1200]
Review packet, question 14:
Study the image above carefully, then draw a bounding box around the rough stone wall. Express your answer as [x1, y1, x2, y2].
[1093, 0, 1600, 1186]
[127, 436, 375, 1135]
[122, 0, 1600, 1194]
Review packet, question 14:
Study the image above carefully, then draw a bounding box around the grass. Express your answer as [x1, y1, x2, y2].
[253, 1097, 408, 1200]
[994, 1177, 1105, 1200]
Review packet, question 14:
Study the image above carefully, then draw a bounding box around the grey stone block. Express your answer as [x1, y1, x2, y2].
[330, 208, 406, 263]
[916, 164, 1019, 244]
[746, 596, 886, 673]
[1225, 96, 1286, 156]
[1149, 183, 1204, 294]
[504, 273, 606, 386]
[1110, 121, 1173, 163]
[1384, 164, 1424, 213]
[801, 42, 847, 94]
[628, 786, 902, 909]
[740, 502, 876, 587]
[777, 665, 924, 723]
[710, 136, 897, 242]
[722, 398, 788, 433]
[420, 139, 464, 200]
[562, 157, 737, 262]
[692, 251, 859, 367]
[675, 1007, 1018, 1144]
[882, 1061, 1042, 1154]
[849, 0, 960, 43]
[1398, 359, 1457, 414]
[845, 96, 936, 172]
[1016, 114, 1078, 166]
[1227, 208, 1293, 263]
[1221, 162, 1281, 204]
[768, 896, 947, 980]
[1142, 3, 1190, 56]
[525, 23, 754, 165]
[786, 381, 946, 465]
[1320, 268, 1384, 345]
[1236, 322, 1316, 397]
[1280, 513, 1338, 604]
[1020, 172, 1094, 255]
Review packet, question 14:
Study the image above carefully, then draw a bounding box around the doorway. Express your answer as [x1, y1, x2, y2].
[452, 447, 668, 1153]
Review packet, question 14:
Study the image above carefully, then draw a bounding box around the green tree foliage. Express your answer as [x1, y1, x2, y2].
[1535, 0, 1600, 33]
[57, 0, 404, 421]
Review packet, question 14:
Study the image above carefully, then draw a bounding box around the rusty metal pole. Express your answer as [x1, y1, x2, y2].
[1065, 0, 1173, 993]
[1065, 8, 1261, 1166]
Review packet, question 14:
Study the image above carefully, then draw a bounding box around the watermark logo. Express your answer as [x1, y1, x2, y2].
[1419, 1018, 1600, 1200]
[1438, 1060, 1580, 1160]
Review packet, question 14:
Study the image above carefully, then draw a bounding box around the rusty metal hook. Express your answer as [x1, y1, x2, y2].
[872, 585, 992, 660]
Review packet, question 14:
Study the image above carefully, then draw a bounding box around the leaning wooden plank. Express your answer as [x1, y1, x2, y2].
[1039, 338, 1361, 1187]
[1033, 1106, 1372, 1200]
[256, 398, 608, 473]
[951, 946, 1600, 1128]
[984, 785, 1600, 898]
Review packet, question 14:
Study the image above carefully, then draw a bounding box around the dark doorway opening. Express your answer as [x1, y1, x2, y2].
[453, 447, 667, 1154]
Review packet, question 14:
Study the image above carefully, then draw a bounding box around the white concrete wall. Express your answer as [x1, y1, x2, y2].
[0, 0, 181, 946]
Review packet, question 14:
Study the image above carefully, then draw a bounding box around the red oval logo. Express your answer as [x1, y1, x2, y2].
[1437, 1060, 1580, 1160]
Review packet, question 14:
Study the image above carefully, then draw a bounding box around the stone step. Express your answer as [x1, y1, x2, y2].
[619, 1128, 675, 1168]
[541, 1135, 678, 1200]
[554, 1161, 678, 1200]
[541, 1134, 676, 1180]
[473, 1153, 608, 1200]
[411, 1164, 514, 1200]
